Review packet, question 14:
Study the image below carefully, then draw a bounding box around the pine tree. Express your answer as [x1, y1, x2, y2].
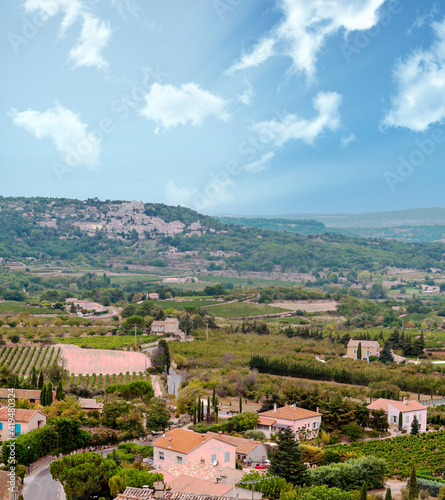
[38, 370, 44, 389]
[70, 303, 76, 314]
[411, 415, 420, 435]
[398, 411, 403, 430]
[409, 465, 418, 499]
[385, 488, 392, 499]
[379, 341, 394, 364]
[56, 380, 64, 401]
[360, 482, 367, 500]
[269, 428, 308, 486]
[357, 342, 362, 360]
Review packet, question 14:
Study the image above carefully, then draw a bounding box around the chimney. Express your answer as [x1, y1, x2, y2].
[316, 407, 319, 413]
[273, 403, 277, 412]
[403, 397, 408, 405]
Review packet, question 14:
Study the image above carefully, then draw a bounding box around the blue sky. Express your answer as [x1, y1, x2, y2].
[2, 0, 445, 216]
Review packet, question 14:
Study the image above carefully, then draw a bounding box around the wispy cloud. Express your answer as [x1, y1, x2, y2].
[340, 133, 356, 148]
[140, 83, 230, 131]
[252, 91, 342, 146]
[244, 152, 275, 172]
[10, 104, 101, 168]
[237, 79, 255, 106]
[23, 0, 112, 70]
[227, 0, 387, 79]
[382, 17, 445, 132]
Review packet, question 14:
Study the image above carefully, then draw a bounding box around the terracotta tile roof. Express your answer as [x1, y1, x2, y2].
[367, 398, 427, 413]
[257, 417, 276, 426]
[0, 388, 42, 400]
[0, 407, 45, 423]
[259, 405, 321, 421]
[115, 488, 235, 500]
[347, 340, 380, 348]
[162, 462, 242, 484]
[153, 429, 220, 454]
[206, 432, 262, 455]
[79, 398, 104, 410]
[167, 476, 233, 496]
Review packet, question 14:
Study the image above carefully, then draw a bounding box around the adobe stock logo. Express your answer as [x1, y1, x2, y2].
[384, 129, 445, 192]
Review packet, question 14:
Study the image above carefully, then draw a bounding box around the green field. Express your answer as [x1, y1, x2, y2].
[56, 334, 158, 349]
[201, 301, 286, 318]
[0, 302, 59, 315]
[158, 299, 221, 309]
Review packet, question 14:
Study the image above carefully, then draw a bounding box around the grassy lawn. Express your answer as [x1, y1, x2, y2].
[201, 301, 286, 318]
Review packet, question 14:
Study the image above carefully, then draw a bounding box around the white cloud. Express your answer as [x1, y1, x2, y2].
[244, 152, 275, 172]
[237, 79, 255, 106]
[227, 0, 387, 79]
[10, 104, 101, 168]
[140, 83, 230, 130]
[382, 18, 445, 132]
[252, 91, 342, 146]
[340, 133, 356, 148]
[23, 0, 111, 69]
[24, 0, 83, 34]
[69, 14, 112, 69]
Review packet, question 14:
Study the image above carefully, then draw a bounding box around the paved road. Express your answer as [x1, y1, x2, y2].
[23, 465, 65, 500]
[167, 367, 181, 396]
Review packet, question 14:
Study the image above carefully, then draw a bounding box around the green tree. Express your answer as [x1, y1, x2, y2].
[38, 370, 44, 389]
[30, 367, 37, 388]
[409, 465, 418, 499]
[411, 415, 420, 435]
[357, 342, 362, 360]
[398, 411, 403, 431]
[369, 410, 388, 434]
[379, 341, 394, 364]
[50, 452, 116, 499]
[158, 339, 171, 374]
[146, 398, 171, 431]
[269, 428, 308, 486]
[239, 396, 242, 414]
[360, 482, 368, 500]
[40, 384, 47, 407]
[56, 380, 64, 401]
[385, 488, 393, 499]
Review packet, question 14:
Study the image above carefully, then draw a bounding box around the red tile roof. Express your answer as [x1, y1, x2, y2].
[206, 432, 263, 455]
[367, 398, 427, 413]
[0, 408, 45, 423]
[259, 405, 321, 421]
[153, 429, 215, 454]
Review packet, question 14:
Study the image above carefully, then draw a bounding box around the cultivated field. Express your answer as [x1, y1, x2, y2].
[272, 300, 338, 312]
[201, 302, 286, 318]
[57, 344, 150, 375]
[0, 345, 60, 380]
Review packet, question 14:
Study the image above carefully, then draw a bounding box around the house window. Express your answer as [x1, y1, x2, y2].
[365, 350, 369, 356]
[0, 423, 3, 430]
[159, 452, 164, 461]
[14, 424, 21, 436]
[393, 416, 397, 424]
[211, 454, 217, 464]
[353, 349, 356, 354]
[224, 452, 230, 463]
[405, 416, 409, 424]
[177, 456, 182, 464]
[312, 422, 318, 430]
[418, 414, 422, 421]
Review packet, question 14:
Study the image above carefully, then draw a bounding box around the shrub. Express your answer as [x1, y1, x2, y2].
[309, 455, 387, 491]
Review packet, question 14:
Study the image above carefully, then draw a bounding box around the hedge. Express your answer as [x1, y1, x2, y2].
[407, 477, 445, 497]
[309, 455, 386, 490]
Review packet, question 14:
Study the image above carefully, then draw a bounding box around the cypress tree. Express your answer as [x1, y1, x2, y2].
[38, 370, 44, 389]
[409, 465, 418, 499]
[212, 386, 217, 409]
[360, 482, 367, 500]
[40, 384, 47, 407]
[56, 380, 64, 401]
[398, 411, 403, 430]
[357, 342, 362, 360]
[239, 396, 242, 414]
[385, 488, 392, 499]
[30, 367, 37, 388]
[207, 396, 211, 423]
